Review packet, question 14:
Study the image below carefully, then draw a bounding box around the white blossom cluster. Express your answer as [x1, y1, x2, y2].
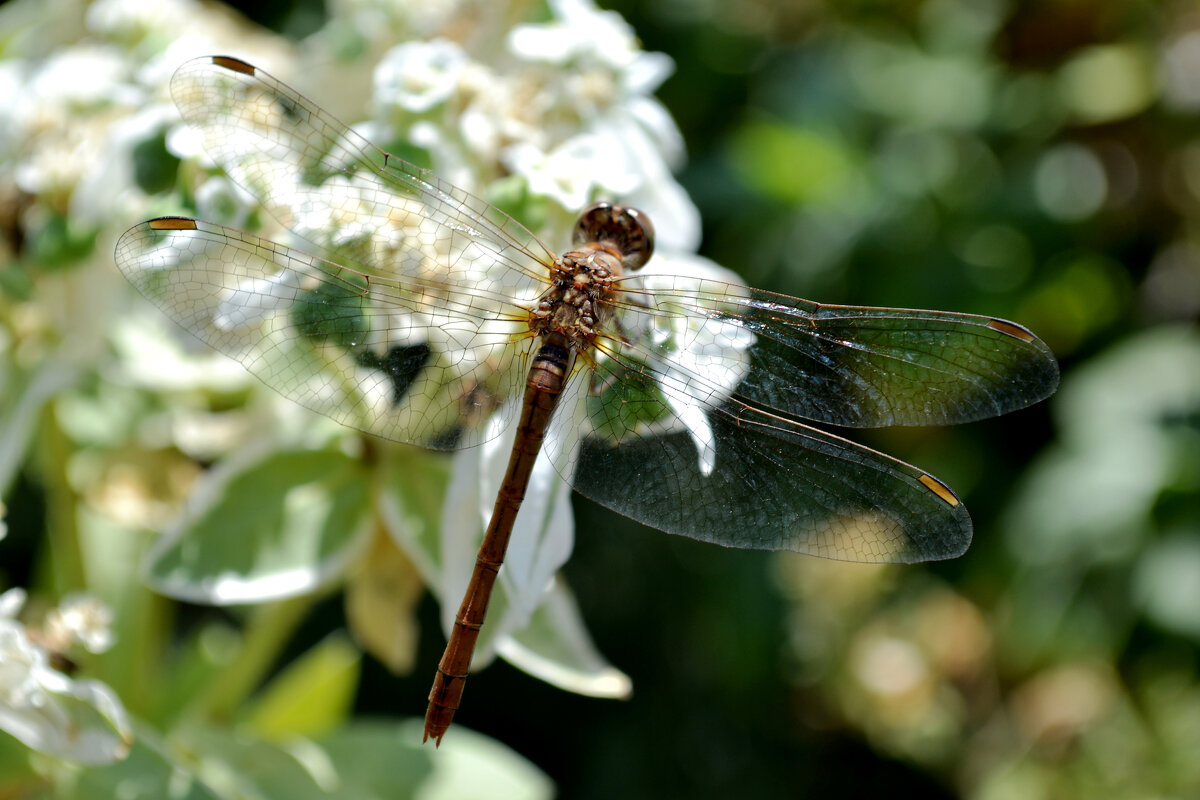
[0, 0, 749, 744]
[0, 589, 129, 764]
[364, 0, 700, 250]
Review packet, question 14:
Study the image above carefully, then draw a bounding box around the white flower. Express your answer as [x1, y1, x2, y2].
[0, 589, 24, 618]
[11, 47, 137, 198]
[0, 60, 26, 158]
[331, 0, 465, 39]
[408, 120, 475, 189]
[456, 70, 545, 163]
[112, 312, 253, 394]
[42, 594, 116, 654]
[500, 0, 695, 246]
[439, 395, 577, 653]
[621, 161, 702, 253]
[86, 0, 203, 41]
[508, 0, 662, 78]
[0, 593, 45, 709]
[501, 134, 639, 211]
[71, 104, 175, 226]
[214, 270, 305, 333]
[194, 174, 255, 229]
[374, 39, 469, 114]
[399, 0, 466, 36]
[0, 590, 131, 764]
[630, 251, 756, 474]
[28, 45, 135, 108]
[505, 0, 676, 133]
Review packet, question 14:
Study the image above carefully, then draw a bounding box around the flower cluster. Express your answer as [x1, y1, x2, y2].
[366, 0, 699, 250]
[1, 0, 745, 745]
[0, 589, 129, 764]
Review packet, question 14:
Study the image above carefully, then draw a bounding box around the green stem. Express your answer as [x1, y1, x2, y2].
[37, 398, 87, 593]
[196, 594, 316, 723]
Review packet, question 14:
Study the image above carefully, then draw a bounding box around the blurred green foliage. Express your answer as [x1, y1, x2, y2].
[561, 0, 1200, 797]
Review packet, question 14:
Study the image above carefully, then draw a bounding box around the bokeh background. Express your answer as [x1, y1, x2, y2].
[2, 0, 1198, 798]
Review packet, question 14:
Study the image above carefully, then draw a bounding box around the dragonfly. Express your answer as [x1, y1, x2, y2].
[115, 55, 1059, 746]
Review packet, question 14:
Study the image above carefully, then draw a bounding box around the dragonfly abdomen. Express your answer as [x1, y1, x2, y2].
[424, 333, 575, 745]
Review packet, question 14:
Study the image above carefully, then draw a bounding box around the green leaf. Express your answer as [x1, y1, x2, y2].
[131, 128, 182, 195]
[380, 721, 554, 800]
[0, 673, 132, 766]
[586, 362, 670, 441]
[177, 726, 347, 800]
[69, 726, 221, 800]
[374, 447, 451, 583]
[152, 621, 243, 726]
[1134, 534, 1200, 640]
[354, 344, 431, 405]
[143, 448, 373, 603]
[0, 729, 44, 795]
[484, 176, 549, 233]
[0, 362, 77, 496]
[344, 529, 424, 674]
[173, 720, 552, 800]
[0, 265, 33, 300]
[23, 212, 98, 269]
[496, 580, 632, 700]
[243, 634, 361, 739]
[728, 121, 860, 205]
[314, 721, 552, 800]
[380, 139, 434, 171]
[293, 274, 372, 348]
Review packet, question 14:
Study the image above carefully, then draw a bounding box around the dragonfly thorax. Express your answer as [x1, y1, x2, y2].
[530, 248, 622, 349]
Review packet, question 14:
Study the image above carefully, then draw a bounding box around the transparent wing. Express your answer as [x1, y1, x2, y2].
[538, 270, 1058, 561]
[121, 55, 1057, 561]
[545, 346, 970, 562]
[606, 273, 1060, 427]
[115, 218, 536, 449]
[170, 55, 557, 290]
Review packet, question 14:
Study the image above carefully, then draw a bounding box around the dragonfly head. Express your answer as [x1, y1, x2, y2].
[573, 202, 655, 271]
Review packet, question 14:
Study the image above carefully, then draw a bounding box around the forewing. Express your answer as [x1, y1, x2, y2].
[611, 274, 1060, 427]
[115, 218, 534, 449]
[169, 56, 556, 292]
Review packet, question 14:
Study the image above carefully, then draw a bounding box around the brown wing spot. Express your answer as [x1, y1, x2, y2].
[918, 473, 960, 507]
[986, 318, 1036, 342]
[147, 218, 198, 230]
[212, 56, 256, 75]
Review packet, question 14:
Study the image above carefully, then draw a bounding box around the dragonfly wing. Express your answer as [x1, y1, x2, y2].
[115, 218, 532, 449]
[549, 357, 970, 562]
[169, 56, 556, 294]
[613, 272, 1059, 427]
[539, 256, 1064, 560]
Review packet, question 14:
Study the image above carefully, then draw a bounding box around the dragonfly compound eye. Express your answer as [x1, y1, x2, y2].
[573, 202, 655, 271]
